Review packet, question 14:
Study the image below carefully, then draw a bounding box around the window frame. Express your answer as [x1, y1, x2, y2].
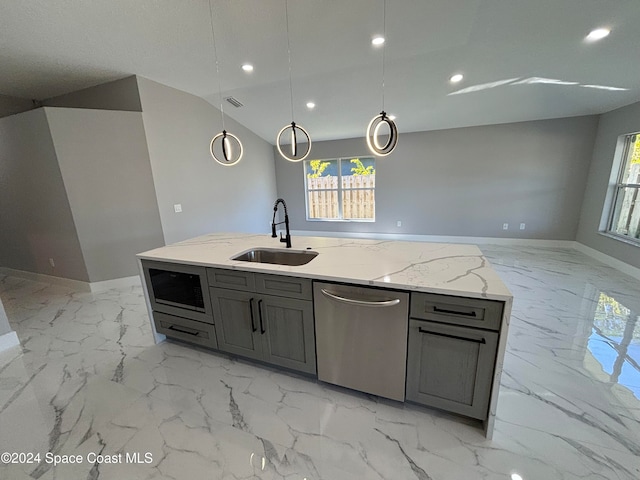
[605, 132, 640, 246]
[303, 156, 376, 222]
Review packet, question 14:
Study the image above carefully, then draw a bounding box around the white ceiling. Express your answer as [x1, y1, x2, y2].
[1, 0, 639, 143]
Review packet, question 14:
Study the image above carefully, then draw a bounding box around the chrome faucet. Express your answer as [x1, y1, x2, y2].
[271, 198, 292, 248]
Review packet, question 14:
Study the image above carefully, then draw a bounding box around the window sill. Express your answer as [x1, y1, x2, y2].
[305, 218, 375, 223]
[599, 232, 640, 248]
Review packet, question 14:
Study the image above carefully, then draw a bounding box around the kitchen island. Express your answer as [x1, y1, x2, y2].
[137, 232, 512, 438]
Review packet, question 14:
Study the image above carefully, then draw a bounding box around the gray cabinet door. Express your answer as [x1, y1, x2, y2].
[258, 296, 316, 374]
[210, 288, 263, 360]
[406, 319, 498, 420]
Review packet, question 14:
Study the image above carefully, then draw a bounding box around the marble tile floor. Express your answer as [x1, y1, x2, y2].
[0, 245, 639, 480]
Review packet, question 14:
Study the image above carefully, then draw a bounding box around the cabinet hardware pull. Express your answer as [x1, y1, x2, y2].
[168, 325, 200, 336]
[320, 288, 401, 307]
[249, 298, 257, 332]
[258, 299, 265, 334]
[418, 327, 485, 344]
[433, 306, 477, 317]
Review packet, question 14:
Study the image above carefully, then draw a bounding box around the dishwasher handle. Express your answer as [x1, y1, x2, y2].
[320, 288, 401, 307]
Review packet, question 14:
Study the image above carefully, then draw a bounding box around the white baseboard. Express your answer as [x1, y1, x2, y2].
[573, 242, 640, 281]
[89, 275, 141, 292]
[291, 230, 575, 248]
[0, 268, 142, 293]
[0, 267, 93, 291]
[0, 331, 20, 353]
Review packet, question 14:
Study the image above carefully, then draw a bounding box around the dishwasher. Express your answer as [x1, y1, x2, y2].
[313, 282, 409, 402]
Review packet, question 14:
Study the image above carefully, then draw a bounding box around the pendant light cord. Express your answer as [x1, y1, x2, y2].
[208, 0, 226, 130]
[285, 0, 295, 123]
[381, 0, 386, 112]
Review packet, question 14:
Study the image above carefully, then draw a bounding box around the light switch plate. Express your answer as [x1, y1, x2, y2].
[174, 204, 182, 213]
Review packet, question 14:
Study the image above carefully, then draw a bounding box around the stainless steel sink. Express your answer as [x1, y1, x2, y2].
[231, 248, 318, 266]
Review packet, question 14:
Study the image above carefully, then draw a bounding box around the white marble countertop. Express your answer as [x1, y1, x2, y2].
[137, 233, 512, 302]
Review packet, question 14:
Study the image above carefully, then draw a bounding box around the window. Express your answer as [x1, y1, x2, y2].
[607, 133, 640, 243]
[304, 157, 375, 221]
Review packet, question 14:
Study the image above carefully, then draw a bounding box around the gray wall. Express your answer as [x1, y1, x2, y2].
[42, 76, 142, 112]
[576, 101, 640, 270]
[276, 116, 599, 240]
[0, 94, 34, 118]
[0, 109, 89, 281]
[137, 77, 278, 244]
[45, 107, 165, 282]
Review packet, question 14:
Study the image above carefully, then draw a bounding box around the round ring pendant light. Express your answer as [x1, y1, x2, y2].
[366, 0, 398, 157]
[276, 121, 311, 162]
[366, 111, 398, 156]
[207, 0, 243, 166]
[277, 0, 312, 162]
[210, 130, 243, 166]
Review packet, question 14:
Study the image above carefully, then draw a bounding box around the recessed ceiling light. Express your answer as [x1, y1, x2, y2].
[306, 102, 316, 109]
[450, 73, 464, 83]
[511, 474, 524, 480]
[241, 64, 254, 72]
[586, 28, 610, 41]
[372, 36, 385, 46]
[388, 114, 396, 120]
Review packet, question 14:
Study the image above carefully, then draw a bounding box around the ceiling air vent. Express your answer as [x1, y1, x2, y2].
[225, 96, 244, 108]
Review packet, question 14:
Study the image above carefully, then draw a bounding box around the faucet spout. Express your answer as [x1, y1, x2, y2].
[271, 198, 292, 248]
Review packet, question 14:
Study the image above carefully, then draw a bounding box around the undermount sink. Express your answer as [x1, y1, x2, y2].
[231, 248, 318, 266]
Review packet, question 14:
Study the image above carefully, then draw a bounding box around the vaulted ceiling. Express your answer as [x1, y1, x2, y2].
[2, 0, 639, 143]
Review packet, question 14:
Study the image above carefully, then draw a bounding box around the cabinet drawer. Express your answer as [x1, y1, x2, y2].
[410, 292, 502, 331]
[206, 268, 255, 291]
[154, 311, 218, 349]
[256, 274, 312, 300]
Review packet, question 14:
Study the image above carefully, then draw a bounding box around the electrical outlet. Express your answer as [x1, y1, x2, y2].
[396, 220, 402, 227]
[503, 223, 509, 230]
[520, 223, 526, 230]
[49, 258, 55, 267]
[174, 204, 182, 213]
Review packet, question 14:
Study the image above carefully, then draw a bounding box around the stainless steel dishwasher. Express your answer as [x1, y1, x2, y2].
[313, 282, 409, 402]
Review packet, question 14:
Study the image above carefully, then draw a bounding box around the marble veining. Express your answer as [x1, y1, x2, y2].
[1, 244, 639, 479]
[137, 232, 512, 301]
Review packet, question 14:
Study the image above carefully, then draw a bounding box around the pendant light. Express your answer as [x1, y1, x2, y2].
[276, 0, 312, 162]
[366, 0, 398, 157]
[207, 0, 243, 166]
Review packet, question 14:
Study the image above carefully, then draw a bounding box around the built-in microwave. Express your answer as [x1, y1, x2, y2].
[141, 260, 213, 323]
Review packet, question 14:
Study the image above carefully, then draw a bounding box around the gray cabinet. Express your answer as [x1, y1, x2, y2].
[406, 293, 502, 420]
[259, 295, 316, 373]
[142, 259, 218, 348]
[153, 311, 218, 349]
[211, 289, 262, 361]
[208, 269, 316, 374]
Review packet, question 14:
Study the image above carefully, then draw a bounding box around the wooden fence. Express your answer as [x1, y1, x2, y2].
[307, 175, 375, 219]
